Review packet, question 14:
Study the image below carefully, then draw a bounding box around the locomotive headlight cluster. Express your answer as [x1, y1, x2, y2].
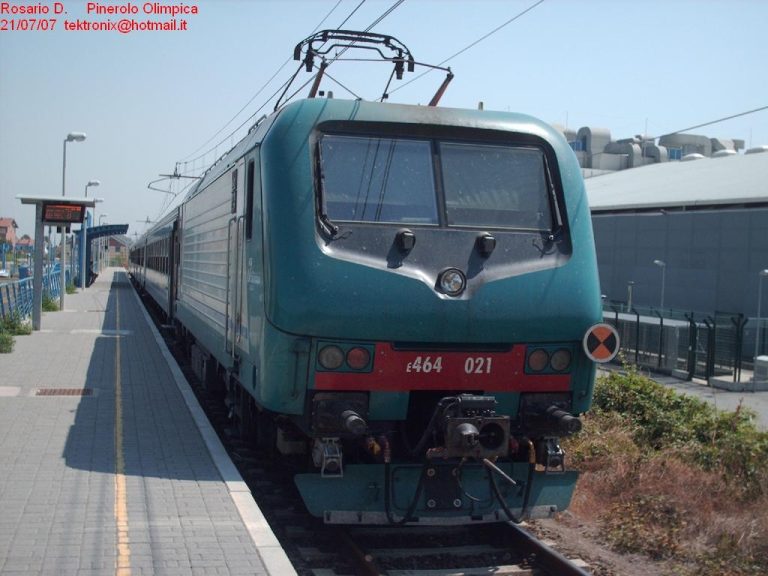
[318, 345, 345, 370]
[526, 347, 573, 373]
[317, 343, 373, 372]
[438, 268, 466, 296]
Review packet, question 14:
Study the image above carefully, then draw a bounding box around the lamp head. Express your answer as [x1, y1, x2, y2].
[66, 132, 87, 142]
[87, 179, 101, 187]
[653, 259, 666, 267]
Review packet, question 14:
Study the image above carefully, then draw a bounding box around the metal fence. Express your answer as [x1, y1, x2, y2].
[603, 301, 748, 383]
[0, 265, 68, 321]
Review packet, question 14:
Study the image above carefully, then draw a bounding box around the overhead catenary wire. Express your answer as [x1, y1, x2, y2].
[177, 0, 346, 163]
[149, 0, 547, 226]
[363, 0, 404, 31]
[153, 177, 196, 222]
[175, 0, 405, 173]
[389, 0, 545, 96]
[155, 1, 400, 220]
[174, 69, 299, 175]
[661, 105, 768, 137]
[337, 0, 366, 29]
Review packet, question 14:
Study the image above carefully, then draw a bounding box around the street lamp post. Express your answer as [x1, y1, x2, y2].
[627, 281, 635, 312]
[60, 131, 87, 308]
[80, 180, 100, 289]
[756, 269, 768, 361]
[653, 260, 667, 311]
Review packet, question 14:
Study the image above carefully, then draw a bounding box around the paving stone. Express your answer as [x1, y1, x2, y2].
[0, 270, 293, 575]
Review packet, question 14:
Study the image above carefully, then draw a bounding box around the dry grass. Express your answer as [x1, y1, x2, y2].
[565, 374, 768, 575]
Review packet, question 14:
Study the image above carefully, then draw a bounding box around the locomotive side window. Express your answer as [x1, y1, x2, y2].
[319, 135, 438, 225]
[231, 169, 238, 214]
[245, 160, 255, 240]
[440, 143, 552, 231]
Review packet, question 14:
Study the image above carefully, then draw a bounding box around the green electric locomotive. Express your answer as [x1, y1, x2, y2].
[130, 31, 617, 525]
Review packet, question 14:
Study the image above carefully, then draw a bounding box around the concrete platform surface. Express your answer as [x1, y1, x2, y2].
[0, 269, 296, 576]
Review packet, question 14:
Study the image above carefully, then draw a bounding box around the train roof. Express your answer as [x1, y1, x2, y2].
[183, 98, 566, 203]
[131, 207, 177, 246]
[184, 111, 279, 203]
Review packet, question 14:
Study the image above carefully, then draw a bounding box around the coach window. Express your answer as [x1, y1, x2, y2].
[318, 134, 438, 225]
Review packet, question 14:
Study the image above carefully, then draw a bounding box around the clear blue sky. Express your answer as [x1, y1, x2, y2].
[2, 0, 767, 238]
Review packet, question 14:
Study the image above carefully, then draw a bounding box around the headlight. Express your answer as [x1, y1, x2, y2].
[346, 347, 371, 370]
[438, 268, 466, 296]
[528, 348, 550, 372]
[550, 348, 572, 372]
[318, 345, 345, 370]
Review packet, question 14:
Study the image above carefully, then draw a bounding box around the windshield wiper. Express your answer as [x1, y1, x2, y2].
[319, 212, 339, 238]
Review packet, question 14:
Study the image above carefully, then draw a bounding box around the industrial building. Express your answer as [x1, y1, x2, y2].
[553, 124, 747, 176]
[546, 122, 766, 382]
[550, 124, 766, 319]
[561, 124, 768, 374]
[581, 143, 767, 319]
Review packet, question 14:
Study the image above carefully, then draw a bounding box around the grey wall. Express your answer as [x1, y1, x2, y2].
[592, 207, 768, 316]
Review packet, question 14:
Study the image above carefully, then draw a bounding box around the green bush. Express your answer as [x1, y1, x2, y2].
[567, 369, 768, 574]
[0, 330, 14, 353]
[1, 313, 32, 336]
[65, 283, 77, 294]
[592, 368, 768, 497]
[42, 294, 59, 312]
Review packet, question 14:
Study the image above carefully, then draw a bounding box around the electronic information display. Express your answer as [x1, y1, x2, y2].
[42, 203, 86, 224]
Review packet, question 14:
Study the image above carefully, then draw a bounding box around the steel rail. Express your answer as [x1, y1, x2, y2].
[503, 521, 592, 576]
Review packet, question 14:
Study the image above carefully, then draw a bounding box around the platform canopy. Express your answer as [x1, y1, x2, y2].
[87, 224, 129, 240]
[17, 195, 99, 221]
[16, 195, 102, 331]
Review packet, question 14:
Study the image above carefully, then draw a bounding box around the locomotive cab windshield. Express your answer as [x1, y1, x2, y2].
[315, 127, 567, 238]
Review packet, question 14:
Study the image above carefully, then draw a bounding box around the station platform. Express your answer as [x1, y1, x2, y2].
[0, 269, 296, 576]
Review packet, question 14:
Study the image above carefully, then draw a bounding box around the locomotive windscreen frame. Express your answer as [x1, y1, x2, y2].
[313, 121, 569, 241]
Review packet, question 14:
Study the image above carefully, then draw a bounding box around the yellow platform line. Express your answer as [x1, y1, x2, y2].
[114, 286, 131, 575]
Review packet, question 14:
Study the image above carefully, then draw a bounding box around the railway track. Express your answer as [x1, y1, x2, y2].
[300, 523, 593, 576]
[144, 296, 594, 576]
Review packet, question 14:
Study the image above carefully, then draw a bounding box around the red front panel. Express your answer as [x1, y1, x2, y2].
[314, 343, 571, 392]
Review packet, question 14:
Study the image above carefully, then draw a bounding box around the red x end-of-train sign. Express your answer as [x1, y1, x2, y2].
[582, 323, 620, 363]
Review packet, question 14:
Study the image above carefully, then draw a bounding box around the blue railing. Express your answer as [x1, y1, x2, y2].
[0, 265, 69, 320]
